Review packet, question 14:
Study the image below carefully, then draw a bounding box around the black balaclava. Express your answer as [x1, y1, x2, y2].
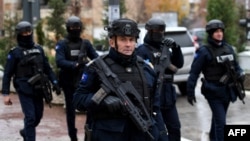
[67, 29, 82, 42]
[144, 32, 162, 49]
[17, 33, 34, 48]
[108, 47, 137, 67]
[149, 31, 164, 43]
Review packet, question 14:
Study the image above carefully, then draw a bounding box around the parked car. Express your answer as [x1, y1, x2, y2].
[164, 27, 196, 95]
[0, 65, 3, 79]
[189, 28, 206, 48]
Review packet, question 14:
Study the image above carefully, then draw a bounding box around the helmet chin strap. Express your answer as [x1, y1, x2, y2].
[114, 36, 118, 50]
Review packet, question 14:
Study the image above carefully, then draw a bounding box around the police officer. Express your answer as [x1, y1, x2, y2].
[136, 17, 183, 141]
[55, 16, 98, 141]
[72, 18, 168, 141]
[2, 21, 60, 141]
[187, 19, 245, 141]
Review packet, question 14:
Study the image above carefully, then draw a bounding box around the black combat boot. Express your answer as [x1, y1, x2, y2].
[19, 129, 26, 141]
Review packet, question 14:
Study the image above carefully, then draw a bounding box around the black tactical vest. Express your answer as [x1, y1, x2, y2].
[144, 43, 162, 65]
[64, 39, 87, 62]
[203, 44, 234, 81]
[104, 56, 152, 111]
[144, 43, 174, 76]
[16, 45, 44, 77]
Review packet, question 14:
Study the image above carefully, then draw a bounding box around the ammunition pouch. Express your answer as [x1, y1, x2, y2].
[28, 74, 42, 85]
[219, 74, 230, 85]
[163, 74, 173, 83]
[201, 78, 227, 98]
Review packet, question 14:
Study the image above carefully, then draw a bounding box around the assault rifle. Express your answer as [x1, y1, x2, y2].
[27, 56, 53, 108]
[75, 40, 88, 88]
[78, 40, 88, 65]
[220, 58, 246, 104]
[91, 57, 154, 140]
[154, 44, 177, 94]
[28, 69, 53, 107]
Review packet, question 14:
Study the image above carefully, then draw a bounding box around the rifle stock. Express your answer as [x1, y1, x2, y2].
[91, 57, 154, 140]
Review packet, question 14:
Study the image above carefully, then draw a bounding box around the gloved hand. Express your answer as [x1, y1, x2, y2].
[75, 62, 85, 69]
[103, 95, 122, 112]
[237, 71, 245, 83]
[187, 95, 196, 106]
[53, 84, 61, 95]
[162, 38, 178, 48]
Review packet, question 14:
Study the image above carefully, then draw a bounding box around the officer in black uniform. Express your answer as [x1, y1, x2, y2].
[73, 18, 168, 141]
[2, 21, 60, 141]
[55, 16, 98, 141]
[136, 17, 184, 141]
[187, 19, 245, 141]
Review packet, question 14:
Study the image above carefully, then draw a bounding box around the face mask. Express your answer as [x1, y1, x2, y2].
[151, 32, 164, 43]
[68, 29, 81, 39]
[17, 34, 34, 48]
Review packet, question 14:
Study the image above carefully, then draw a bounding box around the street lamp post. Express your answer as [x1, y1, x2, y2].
[108, 0, 120, 24]
[23, 0, 40, 26]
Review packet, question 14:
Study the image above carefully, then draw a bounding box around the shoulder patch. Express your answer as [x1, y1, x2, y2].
[7, 54, 12, 59]
[194, 52, 199, 59]
[55, 45, 60, 50]
[80, 73, 88, 83]
[144, 59, 154, 69]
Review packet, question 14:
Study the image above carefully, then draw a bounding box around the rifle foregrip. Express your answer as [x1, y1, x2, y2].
[91, 84, 111, 104]
[91, 87, 107, 104]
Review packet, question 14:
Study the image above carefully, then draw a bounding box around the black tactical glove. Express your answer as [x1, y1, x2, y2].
[53, 84, 61, 95]
[162, 38, 178, 48]
[75, 62, 85, 69]
[237, 71, 245, 83]
[103, 95, 122, 112]
[187, 95, 196, 106]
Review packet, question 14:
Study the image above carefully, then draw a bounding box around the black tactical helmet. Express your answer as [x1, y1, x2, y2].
[66, 16, 83, 30]
[206, 19, 225, 33]
[15, 21, 32, 35]
[105, 18, 140, 39]
[145, 17, 166, 31]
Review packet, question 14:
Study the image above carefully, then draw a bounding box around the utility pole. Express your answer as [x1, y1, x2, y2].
[22, 0, 40, 26]
[0, 0, 4, 36]
[239, 0, 250, 44]
[108, 0, 120, 24]
[245, 0, 250, 45]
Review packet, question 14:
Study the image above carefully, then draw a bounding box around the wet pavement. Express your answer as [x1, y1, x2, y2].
[0, 83, 250, 141]
[176, 83, 250, 141]
[0, 94, 86, 141]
